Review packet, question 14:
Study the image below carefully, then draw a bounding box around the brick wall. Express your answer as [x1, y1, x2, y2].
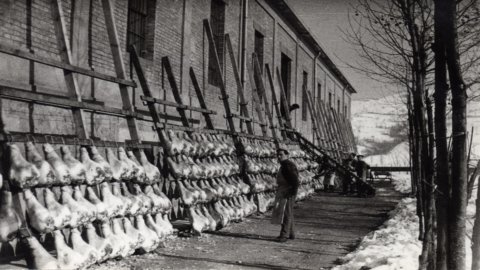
[0, 0, 351, 144]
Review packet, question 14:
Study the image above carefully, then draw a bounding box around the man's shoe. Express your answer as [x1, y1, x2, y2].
[276, 237, 288, 242]
[289, 235, 295, 240]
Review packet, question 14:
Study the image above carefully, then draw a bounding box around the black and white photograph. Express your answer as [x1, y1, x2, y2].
[0, 0, 478, 269]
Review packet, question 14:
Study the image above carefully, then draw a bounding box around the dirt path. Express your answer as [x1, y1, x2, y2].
[94, 180, 405, 270]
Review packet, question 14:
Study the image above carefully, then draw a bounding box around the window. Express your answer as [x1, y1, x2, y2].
[328, 92, 332, 107]
[254, 30, 264, 74]
[344, 105, 348, 116]
[280, 53, 292, 119]
[208, 0, 226, 87]
[337, 99, 341, 112]
[302, 71, 308, 121]
[127, 0, 156, 59]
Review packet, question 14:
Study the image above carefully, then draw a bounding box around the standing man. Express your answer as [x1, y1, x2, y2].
[271, 148, 299, 242]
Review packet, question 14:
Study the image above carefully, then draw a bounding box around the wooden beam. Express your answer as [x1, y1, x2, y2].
[331, 108, 348, 155]
[252, 54, 278, 142]
[247, 64, 267, 136]
[0, 42, 136, 87]
[317, 100, 339, 159]
[275, 67, 293, 129]
[101, 0, 141, 142]
[203, 19, 236, 134]
[189, 68, 215, 129]
[51, 0, 88, 138]
[140, 95, 217, 115]
[0, 82, 147, 119]
[162, 57, 191, 128]
[129, 46, 170, 148]
[265, 64, 286, 139]
[70, 0, 92, 94]
[225, 34, 254, 134]
[305, 90, 323, 150]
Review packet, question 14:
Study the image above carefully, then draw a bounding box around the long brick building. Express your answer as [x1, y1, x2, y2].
[0, 0, 355, 143]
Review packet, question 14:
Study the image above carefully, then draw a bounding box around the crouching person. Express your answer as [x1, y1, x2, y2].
[341, 153, 356, 195]
[321, 155, 336, 192]
[271, 148, 299, 242]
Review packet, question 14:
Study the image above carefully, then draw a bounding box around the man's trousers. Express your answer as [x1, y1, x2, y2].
[280, 196, 295, 238]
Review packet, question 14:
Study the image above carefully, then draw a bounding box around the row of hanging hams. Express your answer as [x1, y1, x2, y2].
[247, 173, 277, 193]
[240, 138, 276, 157]
[295, 184, 315, 201]
[188, 195, 257, 234]
[311, 178, 324, 191]
[244, 156, 279, 174]
[256, 192, 276, 214]
[162, 130, 235, 157]
[177, 176, 250, 206]
[299, 170, 317, 184]
[167, 154, 240, 180]
[26, 214, 173, 269]
[23, 181, 171, 234]
[291, 158, 319, 172]
[9, 143, 162, 188]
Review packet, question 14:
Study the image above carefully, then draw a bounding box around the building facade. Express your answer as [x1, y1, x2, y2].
[0, 0, 355, 143]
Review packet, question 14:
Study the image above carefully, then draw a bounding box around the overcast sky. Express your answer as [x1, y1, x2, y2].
[288, 0, 395, 100]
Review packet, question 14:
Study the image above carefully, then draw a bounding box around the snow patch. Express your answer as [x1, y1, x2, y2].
[332, 197, 420, 270]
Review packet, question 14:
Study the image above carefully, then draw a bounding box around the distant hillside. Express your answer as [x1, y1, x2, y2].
[351, 94, 408, 157]
[352, 94, 480, 164]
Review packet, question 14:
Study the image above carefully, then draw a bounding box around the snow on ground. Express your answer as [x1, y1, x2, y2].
[332, 171, 421, 270]
[334, 92, 480, 269]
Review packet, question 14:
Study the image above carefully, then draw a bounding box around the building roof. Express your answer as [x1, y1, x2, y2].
[266, 0, 357, 94]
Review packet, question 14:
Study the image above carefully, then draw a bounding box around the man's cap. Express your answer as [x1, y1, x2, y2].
[277, 147, 289, 154]
[357, 154, 364, 158]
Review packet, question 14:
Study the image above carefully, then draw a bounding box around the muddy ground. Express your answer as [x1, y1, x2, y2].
[92, 180, 405, 270]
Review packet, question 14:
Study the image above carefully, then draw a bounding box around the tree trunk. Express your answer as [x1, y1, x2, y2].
[434, 0, 450, 268]
[444, 0, 468, 268]
[408, 95, 417, 196]
[467, 161, 480, 200]
[425, 95, 436, 270]
[471, 159, 480, 270]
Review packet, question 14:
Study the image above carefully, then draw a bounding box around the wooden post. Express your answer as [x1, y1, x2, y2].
[51, 0, 88, 139]
[332, 109, 348, 156]
[265, 64, 286, 139]
[305, 90, 323, 149]
[101, 0, 141, 142]
[326, 105, 344, 158]
[162, 57, 191, 128]
[318, 100, 340, 159]
[252, 54, 278, 142]
[190, 68, 215, 130]
[247, 64, 268, 137]
[308, 90, 328, 150]
[315, 99, 335, 158]
[225, 34, 254, 134]
[129, 46, 169, 146]
[203, 19, 236, 134]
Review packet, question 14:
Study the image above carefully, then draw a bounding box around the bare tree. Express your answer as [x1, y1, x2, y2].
[344, 0, 480, 269]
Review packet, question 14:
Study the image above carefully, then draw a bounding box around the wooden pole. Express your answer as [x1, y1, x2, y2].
[51, 0, 88, 139]
[101, 0, 141, 142]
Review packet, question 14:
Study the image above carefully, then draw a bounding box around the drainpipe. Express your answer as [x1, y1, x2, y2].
[313, 52, 321, 146]
[240, 0, 248, 88]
